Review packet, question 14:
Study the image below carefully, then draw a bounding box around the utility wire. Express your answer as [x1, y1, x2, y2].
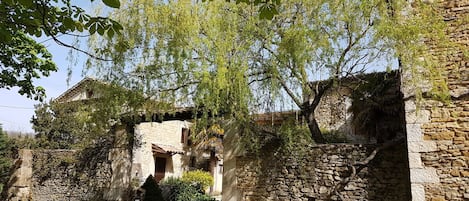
[0, 105, 35, 109]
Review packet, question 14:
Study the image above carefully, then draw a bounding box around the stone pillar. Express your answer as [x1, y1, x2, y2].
[106, 125, 132, 201]
[402, 96, 439, 201]
[222, 123, 243, 201]
[4, 149, 33, 201]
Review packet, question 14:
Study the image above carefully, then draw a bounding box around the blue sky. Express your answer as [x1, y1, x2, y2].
[0, 37, 86, 133]
[0, 2, 95, 133]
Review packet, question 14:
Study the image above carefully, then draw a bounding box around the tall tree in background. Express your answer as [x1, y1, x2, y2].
[87, 0, 450, 143]
[0, 0, 122, 100]
[32, 102, 79, 149]
[31, 100, 111, 149]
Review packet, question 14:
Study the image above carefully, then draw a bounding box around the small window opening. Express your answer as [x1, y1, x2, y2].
[86, 89, 94, 99]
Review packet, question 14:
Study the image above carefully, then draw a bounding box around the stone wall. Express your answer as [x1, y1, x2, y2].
[402, 0, 469, 200]
[31, 149, 113, 201]
[3, 126, 132, 201]
[230, 143, 410, 201]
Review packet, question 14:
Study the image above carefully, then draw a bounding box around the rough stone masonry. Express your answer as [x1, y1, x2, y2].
[235, 144, 410, 201]
[402, 0, 469, 200]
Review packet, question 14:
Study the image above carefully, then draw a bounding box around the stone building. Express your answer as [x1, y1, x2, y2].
[43, 78, 223, 196]
[4, 0, 467, 199]
[253, 71, 404, 144]
[132, 121, 223, 194]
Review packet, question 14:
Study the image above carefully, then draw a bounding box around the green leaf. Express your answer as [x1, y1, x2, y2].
[259, 4, 278, 20]
[107, 29, 115, 38]
[97, 24, 105, 35]
[89, 24, 96, 35]
[76, 22, 84, 32]
[102, 0, 120, 8]
[3, 0, 14, 5]
[63, 18, 75, 30]
[34, 30, 42, 37]
[18, 0, 33, 7]
[112, 23, 123, 34]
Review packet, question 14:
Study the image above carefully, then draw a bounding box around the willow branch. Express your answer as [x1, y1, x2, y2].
[157, 81, 199, 92]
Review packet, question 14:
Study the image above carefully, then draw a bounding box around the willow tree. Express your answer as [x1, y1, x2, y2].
[87, 0, 448, 143]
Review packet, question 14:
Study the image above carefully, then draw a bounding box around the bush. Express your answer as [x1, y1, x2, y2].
[160, 177, 215, 201]
[181, 170, 214, 191]
[321, 128, 348, 143]
[141, 175, 164, 201]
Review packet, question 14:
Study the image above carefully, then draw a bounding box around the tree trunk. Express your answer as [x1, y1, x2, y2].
[302, 79, 332, 144]
[305, 110, 326, 144]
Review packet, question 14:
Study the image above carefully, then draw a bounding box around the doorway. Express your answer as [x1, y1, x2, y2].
[155, 157, 167, 182]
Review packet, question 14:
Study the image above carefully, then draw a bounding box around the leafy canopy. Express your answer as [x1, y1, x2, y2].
[0, 0, 122, 100]
[87, 0, 450, 143]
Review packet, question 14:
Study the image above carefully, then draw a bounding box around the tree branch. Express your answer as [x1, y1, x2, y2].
[276, 75, 302, 108]
[156, 81, 199, 93]
[37, 1, 113, 62]
[326, 136, 405, 200]
[49, 35, 113, 61]
[336, 21, 372, 77]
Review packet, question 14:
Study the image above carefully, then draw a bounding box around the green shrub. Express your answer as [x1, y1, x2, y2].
[160, 177, 215, 201]
[181, 170, 214, 191]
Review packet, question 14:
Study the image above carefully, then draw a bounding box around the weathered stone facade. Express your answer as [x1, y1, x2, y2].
[255, 71, 404, 144]
[402, 0, 469, 200]
[223, 70, 408, 201]
[131, 120, 224, 194]
[3, 149, 115, 201]
[132, 121, 189, 183]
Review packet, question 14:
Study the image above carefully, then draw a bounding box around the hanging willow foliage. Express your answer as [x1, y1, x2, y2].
[85, 0, 460, 144]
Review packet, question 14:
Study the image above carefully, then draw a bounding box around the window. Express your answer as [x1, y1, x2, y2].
[86, 89, 94, 99]
[181, 128, 190, 145]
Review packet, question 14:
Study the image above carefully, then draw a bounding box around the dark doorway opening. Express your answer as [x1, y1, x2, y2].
[155, 157, 167, 182]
